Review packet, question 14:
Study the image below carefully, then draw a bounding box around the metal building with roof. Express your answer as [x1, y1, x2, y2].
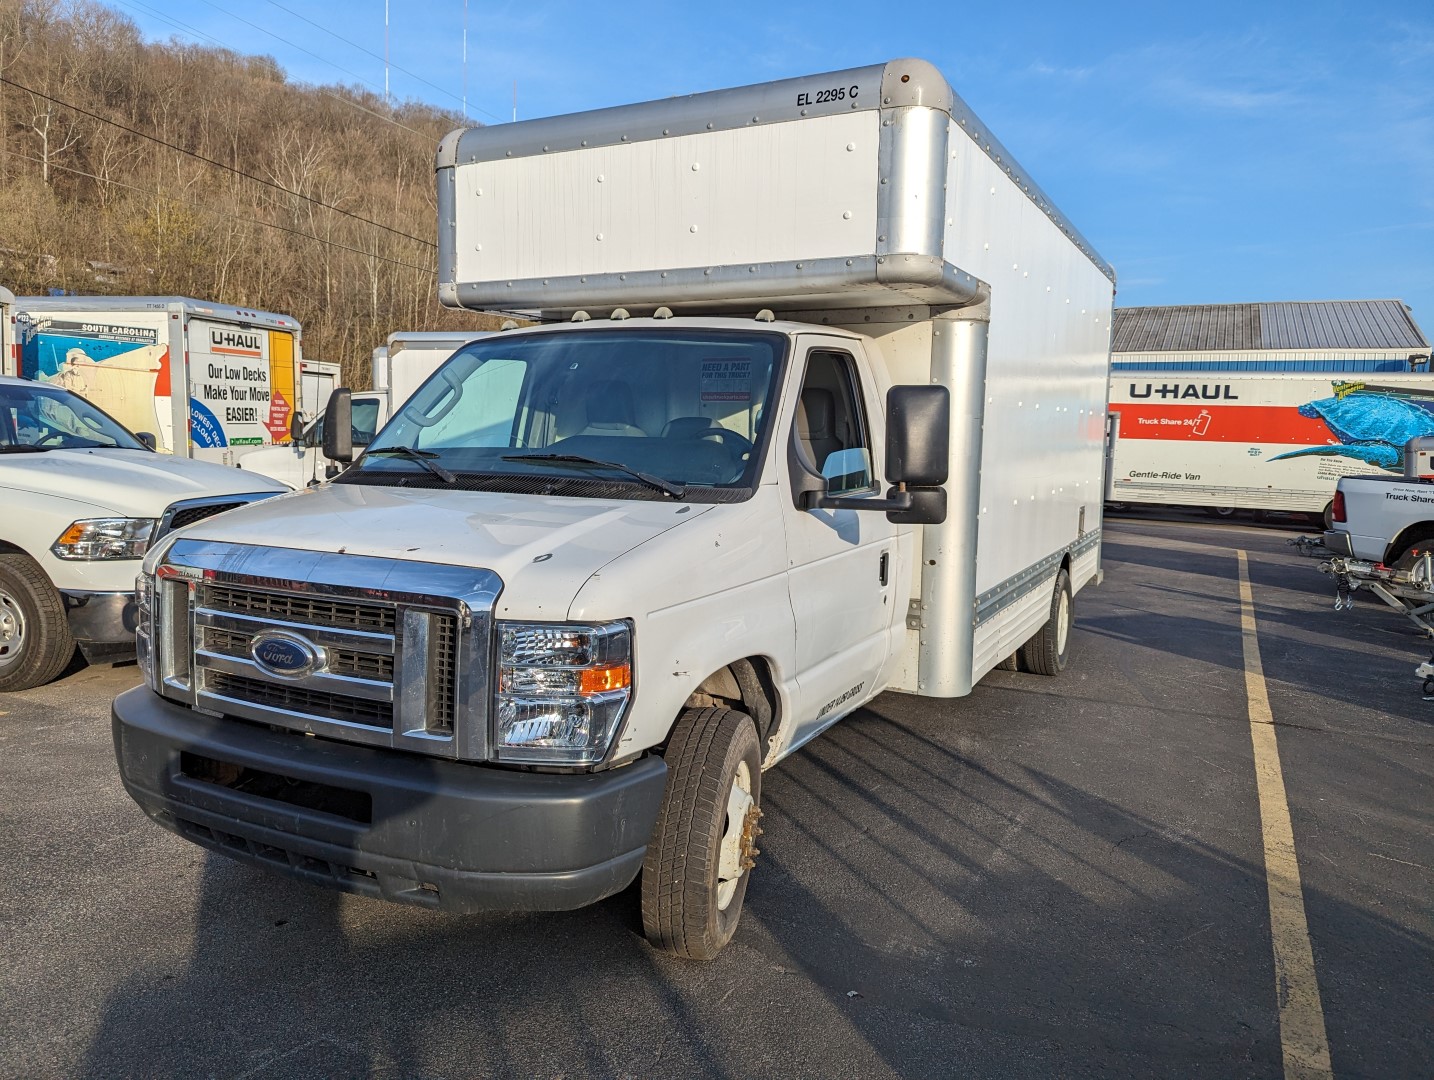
[1111, 299, 1429, 373]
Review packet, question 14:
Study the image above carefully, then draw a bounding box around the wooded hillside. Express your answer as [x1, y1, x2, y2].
[0, 0, 501, 387]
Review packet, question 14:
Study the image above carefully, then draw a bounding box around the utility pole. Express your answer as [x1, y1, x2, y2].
[512, 80, 517, 123]
[462, 0, 468, 120]
[384, 0, 390, 105]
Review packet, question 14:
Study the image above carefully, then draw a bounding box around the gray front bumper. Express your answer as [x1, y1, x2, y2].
[112, 686, 668, 913]
[61, 590, 136, 663]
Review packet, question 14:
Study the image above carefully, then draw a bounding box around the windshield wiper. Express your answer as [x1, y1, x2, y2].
[0, 445, 50, 454]
[362, 445, 457, 484]
[501, 453, 687, 499]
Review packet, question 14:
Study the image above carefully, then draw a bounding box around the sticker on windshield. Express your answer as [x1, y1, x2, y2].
[701, 360, 752, 402]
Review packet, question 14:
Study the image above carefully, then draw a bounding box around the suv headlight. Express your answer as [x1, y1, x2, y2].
[495, 621, 632, 765]
[52, 518, 156, 560]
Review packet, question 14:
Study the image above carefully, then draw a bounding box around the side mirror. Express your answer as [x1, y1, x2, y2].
[322, 388, 353, 463]
[288, 410, 305, 443]
[135, 431, 157, 451]
[802, 385, 950, 525]
[885, 385, 950, 487]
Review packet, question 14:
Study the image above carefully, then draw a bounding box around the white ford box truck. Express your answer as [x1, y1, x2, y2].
[0, 376, 286, 691]
[112, 59, 1115, 958]
[241, 331, 492, 488]
[1107, 373, 1434, 524]
[12, 295, 303, 464]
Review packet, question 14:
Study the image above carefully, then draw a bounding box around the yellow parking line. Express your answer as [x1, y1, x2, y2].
[1237, 550, 1333, 1079]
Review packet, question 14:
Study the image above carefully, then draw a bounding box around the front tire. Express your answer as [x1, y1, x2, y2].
[1019, 568, 1073, 677]
[0, 554, 75, 692]
[641, 707, 763, 960]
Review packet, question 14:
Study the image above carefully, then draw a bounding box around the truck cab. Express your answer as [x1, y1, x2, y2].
[241, 390, 387, 488]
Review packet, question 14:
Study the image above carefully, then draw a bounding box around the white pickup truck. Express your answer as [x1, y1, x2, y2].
[1323, 438, 1434, 565]
[0, 376, 286, 690]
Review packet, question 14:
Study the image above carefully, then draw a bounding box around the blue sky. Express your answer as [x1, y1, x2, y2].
[118, 0, 1434, 334]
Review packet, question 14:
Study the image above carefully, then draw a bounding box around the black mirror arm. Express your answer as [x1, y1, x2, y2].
[816, 484, 915, 513]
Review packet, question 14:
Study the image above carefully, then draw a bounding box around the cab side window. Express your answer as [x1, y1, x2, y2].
[795, 350, 873, 496]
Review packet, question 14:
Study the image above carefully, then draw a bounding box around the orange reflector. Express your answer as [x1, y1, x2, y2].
[55, 523, 89, 546]
[579, 662, 631, 695]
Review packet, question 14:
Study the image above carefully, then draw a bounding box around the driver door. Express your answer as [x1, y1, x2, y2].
[781, 342, 898, 748]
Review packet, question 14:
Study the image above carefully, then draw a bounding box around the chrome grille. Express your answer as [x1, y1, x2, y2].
[204, 626, 395, 682]
[167, 502, 244, 531]
[199, 584, 397, 632]
[207, 671, 394, 728]
[156, 493, 279, 540]
[151, 541, 498, 761]
[430, 614, 457, 732]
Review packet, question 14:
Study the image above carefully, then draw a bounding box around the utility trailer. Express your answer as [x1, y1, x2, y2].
[113, 59, 1115, 958]
[1107, 372, 1434, 522]
[11, 295, 302, 463]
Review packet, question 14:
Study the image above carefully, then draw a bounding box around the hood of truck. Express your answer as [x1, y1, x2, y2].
[170, 483, 715, 619]
[0, 448, 289, 517]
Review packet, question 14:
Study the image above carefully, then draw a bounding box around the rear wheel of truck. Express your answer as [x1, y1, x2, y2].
[1321, 501, 1335, 531]
[641, 707, 763, 961]
[1019, 568, 1073, 677]
[0, 554, 75, 693]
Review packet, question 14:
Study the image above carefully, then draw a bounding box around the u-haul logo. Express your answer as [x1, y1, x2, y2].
[1128, 383, 1239, 400]
[210, 328, 261, 352]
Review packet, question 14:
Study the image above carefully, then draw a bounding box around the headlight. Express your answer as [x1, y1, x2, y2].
[134, 570, 154, 685]
[51, 518, 156, 560]
[495, 621, 632, 765]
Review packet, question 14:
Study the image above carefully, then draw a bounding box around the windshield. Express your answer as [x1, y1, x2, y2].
[0, 382, 148, 452]
[348, 328, 787, 500]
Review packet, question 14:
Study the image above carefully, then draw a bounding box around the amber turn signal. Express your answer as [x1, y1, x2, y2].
[579, 662, 631, 695]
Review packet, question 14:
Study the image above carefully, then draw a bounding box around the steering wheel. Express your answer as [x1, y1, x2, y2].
[32, 423, 75, 447]
[701, 428, 753, 457]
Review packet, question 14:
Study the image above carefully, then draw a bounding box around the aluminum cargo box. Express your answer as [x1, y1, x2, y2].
[436, 59, 1113, 316]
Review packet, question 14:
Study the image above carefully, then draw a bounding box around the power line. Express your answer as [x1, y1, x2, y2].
[194, 0, 397, 108]
[0, 146, 438, 274]
[0, 73, 436, 249]
[260, 0, 503, 123]
[109, 0, 439, 143]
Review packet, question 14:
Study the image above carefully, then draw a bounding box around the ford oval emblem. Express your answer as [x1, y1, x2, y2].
[249, 630, 325, 679]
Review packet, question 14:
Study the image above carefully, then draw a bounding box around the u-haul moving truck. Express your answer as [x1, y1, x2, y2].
[114, 59, 1114, 958]
[11, 295, 302, 463]
[1107, 372, 1434, 520]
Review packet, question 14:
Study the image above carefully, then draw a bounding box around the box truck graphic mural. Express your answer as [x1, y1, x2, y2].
[14, 298, 301, 461]
[20, 315, 172, 443]
[1269, 383, 1434, 471]
[1108, 375, 1434, 514]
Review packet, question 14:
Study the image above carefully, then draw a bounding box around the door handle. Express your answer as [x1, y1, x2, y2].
[878, 551, 889, 586]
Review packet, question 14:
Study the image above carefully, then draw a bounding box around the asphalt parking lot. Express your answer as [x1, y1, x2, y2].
[1, 516, 1429, 1079]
